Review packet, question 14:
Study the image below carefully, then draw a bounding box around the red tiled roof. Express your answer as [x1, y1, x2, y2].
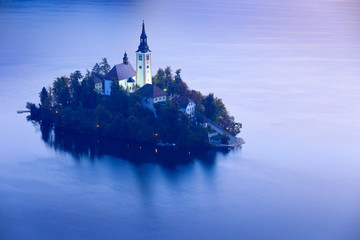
[172, 96, 193, 108]
[93, 76, 103, 84]
[137, 84, 167, 98]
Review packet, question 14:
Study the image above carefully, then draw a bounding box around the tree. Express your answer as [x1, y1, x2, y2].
[202, 93, 217, 121]
[100, 58, 111, 76]
[91, 58, 111, 79]
[39, 87, 49, 107]
[220, 134, 230, 144]
[79, 76, 96, 109]
[70, 70, 83, 81]
[164, 66, 174, 93]
[70, 70, 83, 107]
[153, 68, 165, 89]
[26, 102, 40, 120]
[95, 104, 112, 131]
[110, 79, 120, 96]
[174, 69, 188, 96]
[110, 79, 129, 113]
[52, 76, 71, 107]
[91, 63, 101, 78]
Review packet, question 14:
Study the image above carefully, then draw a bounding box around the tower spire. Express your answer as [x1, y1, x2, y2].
[141, 20, 146, 37]
[123, 51, 128, 64]
[137, 21, 150, 53]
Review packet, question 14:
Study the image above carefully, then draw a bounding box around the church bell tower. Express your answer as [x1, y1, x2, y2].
[136, 21, 152, 88]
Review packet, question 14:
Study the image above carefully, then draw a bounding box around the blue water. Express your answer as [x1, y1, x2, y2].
[1, 0, 360, 239]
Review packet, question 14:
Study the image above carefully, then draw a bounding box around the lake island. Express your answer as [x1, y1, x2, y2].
[27, 22, 244, 148]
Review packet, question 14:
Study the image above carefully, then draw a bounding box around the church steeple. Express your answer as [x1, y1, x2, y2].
[137, 21, 150, 53]
[123, 52, 128, 64]
[136, 21, 152, 88]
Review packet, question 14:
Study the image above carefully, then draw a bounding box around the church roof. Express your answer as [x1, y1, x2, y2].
[93, 76, 103, 84]
[104, 63, 135, 81]
[137, 84, 167, 98]
[127, 77, 135, 83]
[172, 96, 194, 109]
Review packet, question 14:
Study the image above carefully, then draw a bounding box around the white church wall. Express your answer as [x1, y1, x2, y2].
[104, 80, 112, 95]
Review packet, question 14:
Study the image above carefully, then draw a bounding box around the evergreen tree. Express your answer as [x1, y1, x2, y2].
[174, 69, 188, 96]
[100, 58, 111, 76]
[70, 70, 83, 107]
[91, 58, 111, 79]
[79, 76, 96, 109]
[71, 70, 83, 81]
[91, 63, 101, 78]
[39, 87, 49, 107]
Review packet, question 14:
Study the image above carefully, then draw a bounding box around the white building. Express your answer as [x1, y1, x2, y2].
[172, 96, 196, 118]
[94, 76, 104, 95]
[102, 22, 152, 95]
[103, 52, 136, 95]
[136, 21, 152, 88]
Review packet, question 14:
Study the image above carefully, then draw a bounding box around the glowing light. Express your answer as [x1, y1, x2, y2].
[164, 88, 167, 92]
[188, 151, 191, 155]
[140, 146, 142, 149]
[55, 110, 58, 113]
[96, 124, 99, 128]
[155, 148, 158, 153]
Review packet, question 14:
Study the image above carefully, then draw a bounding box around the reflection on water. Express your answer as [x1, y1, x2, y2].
[38, 122, 232, 167]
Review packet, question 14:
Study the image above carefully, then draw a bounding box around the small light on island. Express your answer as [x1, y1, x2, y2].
[155, 148, 158, 153]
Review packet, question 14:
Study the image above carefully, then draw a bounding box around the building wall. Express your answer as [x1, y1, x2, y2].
[104, 77, 136, 95]
[153, 96, 166, 104]
[186, 102, 196, 117]
[95, 83, 103, 95]
[104, 80, 112, 95]
[136, 52, 152, 88]
[141, 97, 156, 117]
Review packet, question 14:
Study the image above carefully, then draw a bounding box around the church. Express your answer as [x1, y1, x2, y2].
[102, 22, 153, 95]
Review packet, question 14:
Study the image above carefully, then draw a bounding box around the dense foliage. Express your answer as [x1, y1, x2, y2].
[28, 60, 240, 147]
[28, 60, 210, 147]
[153, 67, 241, 136]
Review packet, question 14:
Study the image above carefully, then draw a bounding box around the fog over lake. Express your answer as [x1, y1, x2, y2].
[0, 0, 359, 239]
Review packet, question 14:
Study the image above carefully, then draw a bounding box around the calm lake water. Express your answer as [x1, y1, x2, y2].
[1, 0, 360, 239]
